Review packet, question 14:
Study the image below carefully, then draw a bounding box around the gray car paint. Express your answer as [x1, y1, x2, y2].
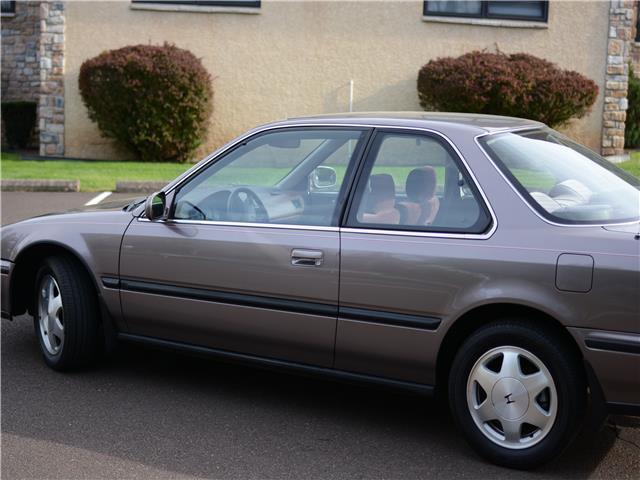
[1, 113, 639, 409]
[119, 219, 340, 366]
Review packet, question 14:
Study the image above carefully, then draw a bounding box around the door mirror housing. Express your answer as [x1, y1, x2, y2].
[144, 191, 167, 220]
[311, 166, 337, 190]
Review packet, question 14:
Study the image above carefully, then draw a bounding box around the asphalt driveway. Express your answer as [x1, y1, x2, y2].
[1, 192, 639, 479]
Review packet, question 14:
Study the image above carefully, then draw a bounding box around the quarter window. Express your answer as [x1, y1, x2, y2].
[173, 128, 367, 227]
[424, 1, 548, 22]
[479, 129, 640, 225]
[347, 132, 491, 234]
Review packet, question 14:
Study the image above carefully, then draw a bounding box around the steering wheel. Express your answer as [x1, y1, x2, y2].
[226, 187, 269, 223]
[180, 200, 207, 220]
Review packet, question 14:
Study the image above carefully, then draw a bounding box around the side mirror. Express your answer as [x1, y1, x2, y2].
[144, 191, 166, 220]
[311, 166, 337, 190]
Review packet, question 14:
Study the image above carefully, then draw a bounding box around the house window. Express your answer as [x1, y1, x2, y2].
[1, 1, 16, 15]
[132, 0, 260, 8]
[424, 1, 548, 22]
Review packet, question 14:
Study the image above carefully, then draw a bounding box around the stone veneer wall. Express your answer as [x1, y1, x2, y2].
[0, 1, 64, 155]
[602, 0, 635, 158]
[1, 2, 41, 101]
[39, 1, 65, 156]
[1, 1, 42, 147]
[632, 2, 639, 75]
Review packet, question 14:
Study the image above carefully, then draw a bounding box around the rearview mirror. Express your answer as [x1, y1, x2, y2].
[311, 166, 337, 189]
[266, 135, 302, 149]
[144, 191, 166, 220]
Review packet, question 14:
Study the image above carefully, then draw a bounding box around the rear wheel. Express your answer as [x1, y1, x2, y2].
[34, 255, 101, 370]
[448, 320, 586, 469]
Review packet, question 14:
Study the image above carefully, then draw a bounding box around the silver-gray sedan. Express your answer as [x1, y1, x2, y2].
[2, 113, 639, 469]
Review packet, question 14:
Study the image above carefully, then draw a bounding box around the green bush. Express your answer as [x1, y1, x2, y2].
[79, 43, 213, 162]
[625, 65, 640, 148]
[1, 101, 37, 149]
[417, 51, 599, 127]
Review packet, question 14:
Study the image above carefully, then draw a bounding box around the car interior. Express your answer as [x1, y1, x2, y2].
[172, 131, 488, 231]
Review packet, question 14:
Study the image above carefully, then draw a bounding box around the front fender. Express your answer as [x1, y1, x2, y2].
[1, 211, 134, 326]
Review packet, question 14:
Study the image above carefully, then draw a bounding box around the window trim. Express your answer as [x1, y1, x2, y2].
[343, 128, 494, 236]
[132, 0, 260, 7]
[423, 1, 548, 23]
[130, 0, 260, 14]
[151, 123, 497, 239]
[475, 128, 640, 228]
[1, 1, 16, 16]
[168, 126, 373, 228]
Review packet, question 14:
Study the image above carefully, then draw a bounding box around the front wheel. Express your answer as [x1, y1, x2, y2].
[448, 320, 586, 469]
[34, 255, 101, 371]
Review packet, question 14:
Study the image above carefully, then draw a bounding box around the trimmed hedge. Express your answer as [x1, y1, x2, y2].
[417, 51, 598, 127]
[1, 101, 37, 149]
[79, 43, 213, 162]
[625, 65, 640, 148]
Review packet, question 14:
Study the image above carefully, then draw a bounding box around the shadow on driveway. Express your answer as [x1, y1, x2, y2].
[2, 315, 636, 479]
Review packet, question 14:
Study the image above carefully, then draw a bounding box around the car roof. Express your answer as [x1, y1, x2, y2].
[268, 111, 544, 135]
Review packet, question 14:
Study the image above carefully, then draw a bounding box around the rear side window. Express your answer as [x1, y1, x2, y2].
[346, 131, 491, 234]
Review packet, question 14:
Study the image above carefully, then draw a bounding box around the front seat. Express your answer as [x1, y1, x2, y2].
[358, 173, 400, 225]
[398, 166, 440, 226]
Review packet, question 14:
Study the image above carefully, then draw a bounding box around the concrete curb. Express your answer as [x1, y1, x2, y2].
[115, 181, 167, 193]
[1, 179, 80, 192]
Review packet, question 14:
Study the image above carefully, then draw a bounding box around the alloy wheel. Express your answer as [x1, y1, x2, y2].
[466, 345, 557, 449]
[37, 274, 65, 355]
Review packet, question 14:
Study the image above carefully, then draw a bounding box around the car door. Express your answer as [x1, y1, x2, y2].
[119, 127, 369, 367]
[336, 129, 495, 383]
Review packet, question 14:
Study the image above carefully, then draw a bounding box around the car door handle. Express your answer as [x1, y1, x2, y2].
[291, 249, 324, 267]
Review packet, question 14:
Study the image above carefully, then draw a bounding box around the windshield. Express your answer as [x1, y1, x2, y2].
[479, 129, 640, 225]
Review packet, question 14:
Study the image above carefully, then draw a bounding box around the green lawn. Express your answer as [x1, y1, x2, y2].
[618, 150, 640, 178]
[1, 152, 192, 191]
[1, 149, 639, 192]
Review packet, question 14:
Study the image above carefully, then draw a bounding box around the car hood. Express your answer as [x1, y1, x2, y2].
[62, 195, 146, 215]
[0, 201, 139, 262]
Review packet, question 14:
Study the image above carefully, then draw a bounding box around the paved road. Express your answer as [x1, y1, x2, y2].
[2, 192, 639, 479]
[1, 191, 137, 226]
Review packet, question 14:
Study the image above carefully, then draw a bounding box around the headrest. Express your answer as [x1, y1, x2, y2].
[368, 174, 396, 205]
[406, 166, 437, 202]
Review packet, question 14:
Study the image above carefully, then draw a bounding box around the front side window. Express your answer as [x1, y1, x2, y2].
[173, 128, 367, 226]
[347, 132, 491, 234]
[479, 129, 640, 224]
[424, 1, 548, 22]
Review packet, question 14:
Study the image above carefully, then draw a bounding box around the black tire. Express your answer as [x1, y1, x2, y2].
[448, 320, 586, 469]
[33, 255, 101, 370]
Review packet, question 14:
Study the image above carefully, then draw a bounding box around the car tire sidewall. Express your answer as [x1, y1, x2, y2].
[449, 321, 585, 469]
[32, 256, 100, 370]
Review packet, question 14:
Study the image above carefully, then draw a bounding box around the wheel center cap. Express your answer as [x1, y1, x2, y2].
[491, 377, 529, 420]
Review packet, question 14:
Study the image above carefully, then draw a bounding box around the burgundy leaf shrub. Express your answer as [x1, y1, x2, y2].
[417, 51, 598, 127]
[79, 43, 213, 162]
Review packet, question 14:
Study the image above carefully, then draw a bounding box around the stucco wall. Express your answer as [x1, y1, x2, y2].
[64, 0, 610, 160]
